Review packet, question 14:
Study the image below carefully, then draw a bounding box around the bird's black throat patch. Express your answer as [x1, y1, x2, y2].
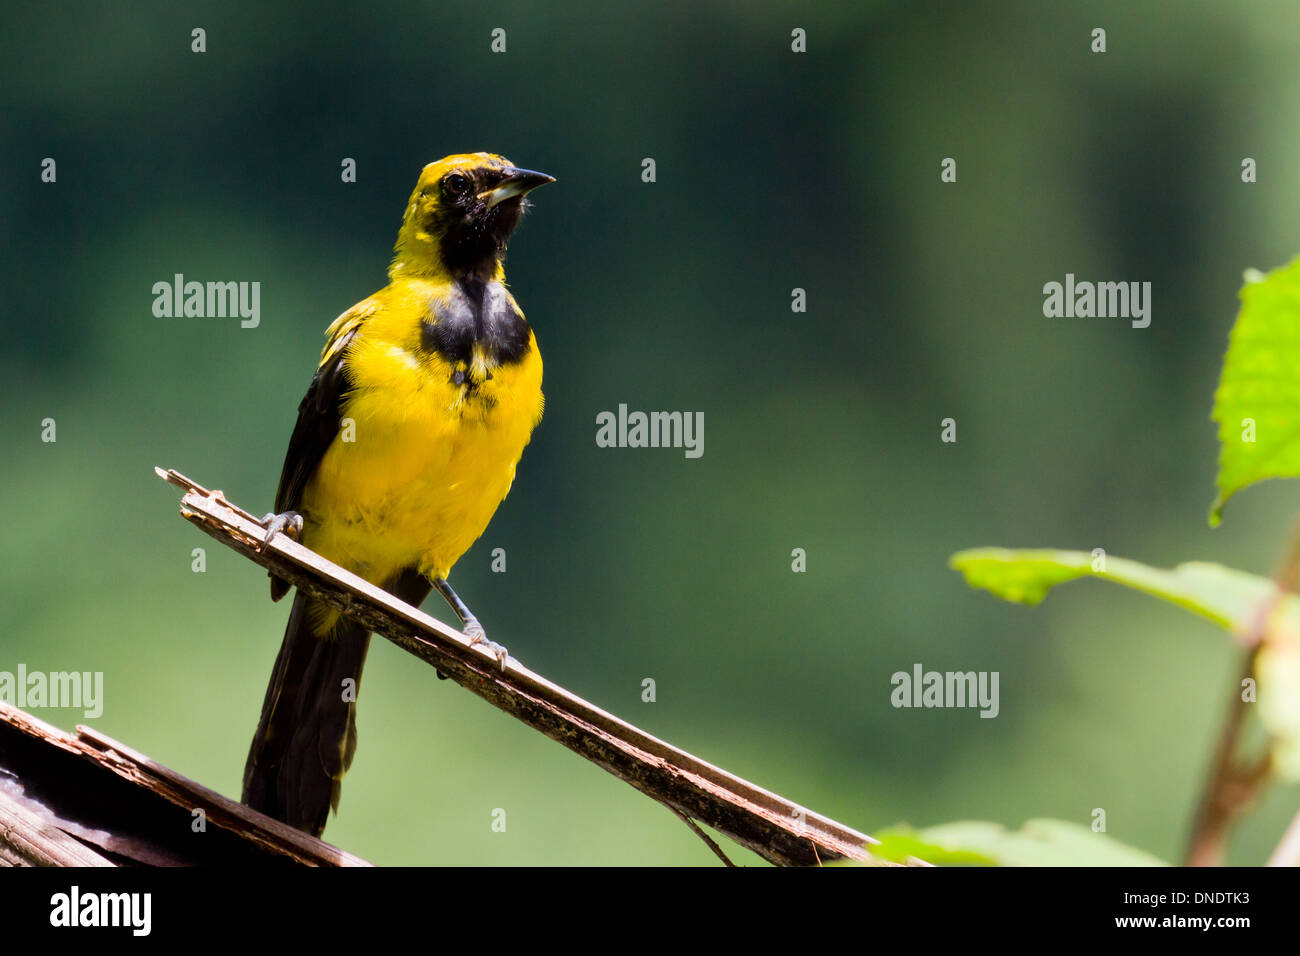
[438, 200, 525, 279]
[420, 278, 531, 368]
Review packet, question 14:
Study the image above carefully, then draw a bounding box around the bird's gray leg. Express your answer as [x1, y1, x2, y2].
[432, 577, 508, 669]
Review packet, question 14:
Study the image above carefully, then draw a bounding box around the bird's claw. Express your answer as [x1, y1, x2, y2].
[258, 511, 303, 551]
[465, 624, 509, 670]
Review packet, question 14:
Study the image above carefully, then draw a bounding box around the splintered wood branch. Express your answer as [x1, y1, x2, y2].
[156, 467, 883, 866]
[0, 701, 368, 866]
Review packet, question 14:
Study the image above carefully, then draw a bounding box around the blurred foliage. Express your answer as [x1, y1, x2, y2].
[953, 548, 1300, 782]
[3, 0, 1300, 864]
[871, 819, 1169, 866]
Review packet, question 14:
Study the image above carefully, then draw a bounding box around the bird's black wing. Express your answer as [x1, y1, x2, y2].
[275, 344, 351, 515]
[268, 301, 374, 600]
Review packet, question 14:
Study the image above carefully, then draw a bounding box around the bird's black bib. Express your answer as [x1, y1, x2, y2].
[420, 278, 531, 368]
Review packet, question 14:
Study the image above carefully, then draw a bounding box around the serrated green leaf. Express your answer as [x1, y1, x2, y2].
[871, 819, 1168, 866]
[1211, 257, 1300, 526]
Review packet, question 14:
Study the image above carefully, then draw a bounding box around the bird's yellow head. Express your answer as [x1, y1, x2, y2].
[391, 152, 555, 281]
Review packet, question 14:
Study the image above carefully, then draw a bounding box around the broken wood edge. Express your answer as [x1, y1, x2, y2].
[158, 466, 887, 866]
[0, 785, 117, 867]
[0, 701, 369, 867]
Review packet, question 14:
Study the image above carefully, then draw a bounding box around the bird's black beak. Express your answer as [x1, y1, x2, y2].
[481, 167, 556, 208]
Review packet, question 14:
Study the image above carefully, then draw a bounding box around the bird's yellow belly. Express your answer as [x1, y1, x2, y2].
[299, 342, 542, 588]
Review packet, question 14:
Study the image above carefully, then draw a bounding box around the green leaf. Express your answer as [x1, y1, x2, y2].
[1211, 257, 1300, 526]
[871, 819, 1168, 866]
[950, 547, 1287, 630]
[950, 547, 1300, 780]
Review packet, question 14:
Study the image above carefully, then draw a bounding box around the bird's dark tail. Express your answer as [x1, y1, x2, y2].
[241, 592, 370, 836]
[242, 570, 430, 836]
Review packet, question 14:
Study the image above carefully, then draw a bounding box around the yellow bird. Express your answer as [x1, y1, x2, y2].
[242, 153, 553, 836]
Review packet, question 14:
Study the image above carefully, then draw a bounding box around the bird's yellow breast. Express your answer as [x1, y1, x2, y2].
[299, 278, 543, 585]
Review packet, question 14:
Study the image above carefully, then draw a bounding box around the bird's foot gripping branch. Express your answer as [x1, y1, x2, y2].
[155, 467, 885, 867]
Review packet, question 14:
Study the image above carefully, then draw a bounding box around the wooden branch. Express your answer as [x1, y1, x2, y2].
[156, 467, 883, 866]
[1184, 654, 1269, 867]
[0, 701, 368, 866]
[0, 783, 116, 867]
[1184, 514, 1300, 866]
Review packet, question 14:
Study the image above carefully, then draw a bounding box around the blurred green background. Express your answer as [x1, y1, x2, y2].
[3, 0, 1299, 865]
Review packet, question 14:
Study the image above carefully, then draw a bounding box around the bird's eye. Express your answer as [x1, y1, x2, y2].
[444, 174, 470, 196]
